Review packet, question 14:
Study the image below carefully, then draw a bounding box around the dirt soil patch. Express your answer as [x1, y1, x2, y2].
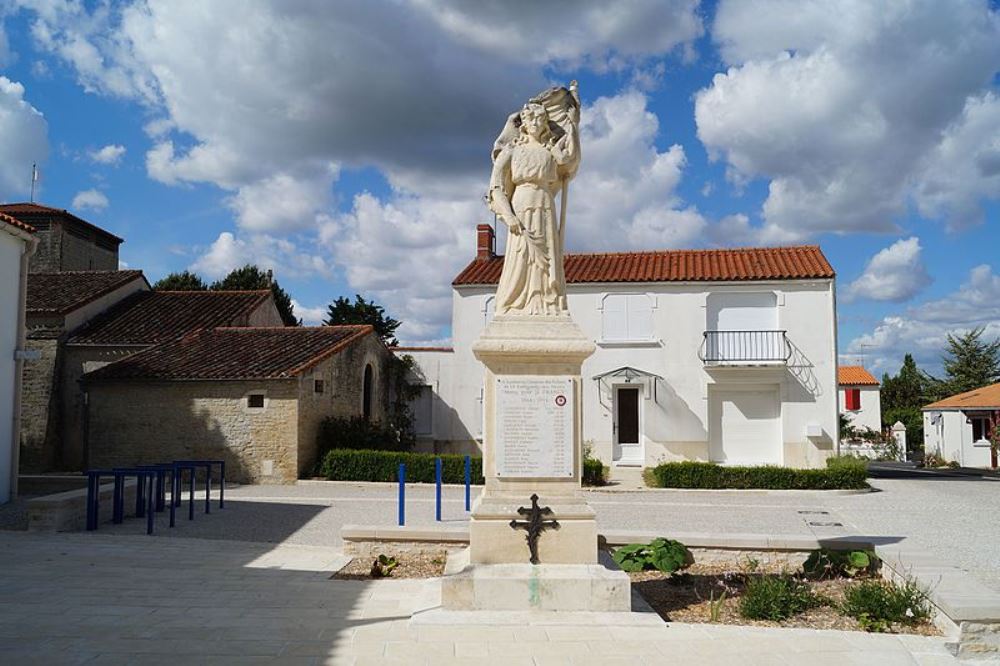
[332, 551, 447, 580]
[631, 559, 939, 635]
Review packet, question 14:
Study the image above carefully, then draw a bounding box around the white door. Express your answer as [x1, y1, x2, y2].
[709, 387, 781, 465]
[613, 386, 643, 465]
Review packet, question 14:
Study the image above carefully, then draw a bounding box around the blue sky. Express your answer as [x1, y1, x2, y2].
[1, 1, 998, 376]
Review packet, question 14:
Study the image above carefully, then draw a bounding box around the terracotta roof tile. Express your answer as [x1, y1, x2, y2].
[83, 326, 375, 382]
[453, 245, 835, 286]
[924, 382, 1000, 411]
[838, 366, 879, 386]
[0, 202, 124, 243]
[27, 271, 147, 315]
[68, 290, 275, 345]
[0, 210, 35, 235]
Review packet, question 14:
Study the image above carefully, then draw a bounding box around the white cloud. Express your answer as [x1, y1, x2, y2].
[190, 231, 332, 281]
[843, 237, 932, 303]
[88, 143, 126, 165]
[0, 76, 47, 201]
[697, 0, 1000, 239]
[71, 188, 109, 211]
[290, 300, 327, 326]
[846, 264, 1000, 374]
[225, 163, 339, 232]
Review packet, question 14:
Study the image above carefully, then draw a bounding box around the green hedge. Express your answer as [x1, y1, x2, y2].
[582, 457, 608, 486]
[647, 460, 868, 490]
[319, 449, 485, 484]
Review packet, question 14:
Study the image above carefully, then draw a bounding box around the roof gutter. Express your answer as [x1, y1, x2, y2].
[10, 232, 38, 501]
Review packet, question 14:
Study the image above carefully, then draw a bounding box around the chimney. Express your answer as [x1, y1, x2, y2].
[476, 223, 495, 260]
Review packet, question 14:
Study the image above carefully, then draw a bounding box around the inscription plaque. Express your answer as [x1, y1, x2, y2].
[495, 376, 574, 478]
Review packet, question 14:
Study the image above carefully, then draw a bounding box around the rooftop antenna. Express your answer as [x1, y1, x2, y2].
[29, 163, 38, 203]
[856, 343, 873, 368]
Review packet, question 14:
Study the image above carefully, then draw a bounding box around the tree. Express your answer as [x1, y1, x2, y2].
[940, 327, 1000, 396]
[152, 271, 208, 291]
[323, 294, 401, 346]
[880, 354, 935, 458]
[210, 264, 298, 326]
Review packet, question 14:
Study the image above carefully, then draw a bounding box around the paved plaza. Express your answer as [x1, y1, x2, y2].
[0, 531, 959, 665]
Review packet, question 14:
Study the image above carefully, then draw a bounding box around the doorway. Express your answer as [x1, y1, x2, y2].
[613, 386, 643, 465]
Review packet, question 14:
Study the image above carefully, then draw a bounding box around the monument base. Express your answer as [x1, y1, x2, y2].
[440, 548, 631, 612]
[469, 494, 598, 564]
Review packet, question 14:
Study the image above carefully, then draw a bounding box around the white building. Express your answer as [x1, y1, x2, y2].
[923, 383, 999, 469]
[403, 225, 840, 469]
[838, 366, 881, 432]
[1, 212, 37, 504]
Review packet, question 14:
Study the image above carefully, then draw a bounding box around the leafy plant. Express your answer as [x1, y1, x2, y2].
[370, 554, 399, 578]
[707, 589, 727, 622]
[738, 574, 822, 621]
[612, 538, 692, 574]
[582, 456, 609, 486]
[842, 578, 930, 632]
[647, 461, 868, 490]
[802, 549, 878, 579]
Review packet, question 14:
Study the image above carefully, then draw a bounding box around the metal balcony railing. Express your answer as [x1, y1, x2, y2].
[699, 330, 791, 364]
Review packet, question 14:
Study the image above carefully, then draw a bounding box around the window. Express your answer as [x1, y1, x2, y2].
[314, 379, 325, 394]
[972, 416, 990, 442]
[362, 364, 373, 422]
[844, 388, 861, 411]
[601, 294, 653, 341]
[247, 393, 265, 409]
[410, 385, 433, 436]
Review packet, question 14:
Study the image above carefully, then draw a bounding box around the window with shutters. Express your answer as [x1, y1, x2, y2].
[844, 388, 861, 411]
[601, 294, 654, 342]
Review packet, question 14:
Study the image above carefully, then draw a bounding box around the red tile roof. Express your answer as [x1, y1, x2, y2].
[838, 366, 879, 386]
[0, 202, 124, 243]
[924, 382, 1000, 411]
[27, 271, 147, 315]
[0, 210, 35, 235]
[68, 290, 275, 345]
[83, 326, 375, 382]
[453, 245, 835, 285]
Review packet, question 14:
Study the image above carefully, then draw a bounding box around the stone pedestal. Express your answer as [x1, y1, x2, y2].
[441, 314, 631, 611]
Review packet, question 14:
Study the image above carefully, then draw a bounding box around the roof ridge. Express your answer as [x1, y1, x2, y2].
[154, 289, 271, 295]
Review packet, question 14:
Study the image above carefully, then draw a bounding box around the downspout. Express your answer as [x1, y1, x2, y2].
[830, 277, 840, 458]
[10, 233, 38, 499]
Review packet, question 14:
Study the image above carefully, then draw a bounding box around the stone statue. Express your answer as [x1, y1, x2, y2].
[487, 82, 581, 316]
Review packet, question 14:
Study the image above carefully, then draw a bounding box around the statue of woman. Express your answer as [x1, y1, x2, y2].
[488, 83, 580, 316]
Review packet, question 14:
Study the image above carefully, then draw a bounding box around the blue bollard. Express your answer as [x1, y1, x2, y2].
[464, 455, 471, 512]
[435, 457, 442, 522]
[398, 463, 406, 526]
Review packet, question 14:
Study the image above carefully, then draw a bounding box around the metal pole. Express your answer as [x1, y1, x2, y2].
[146, 475, 155, 535]
[464, 455, 471, 512]
[205, 465, 211, 515]
[435, 458, 442, 522]
[188, 468, 195, 521]
[219, 461, 225, 509]
[397, 463, 406, 526]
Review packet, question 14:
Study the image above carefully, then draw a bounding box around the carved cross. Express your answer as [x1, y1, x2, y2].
[509, 493, 559, 564]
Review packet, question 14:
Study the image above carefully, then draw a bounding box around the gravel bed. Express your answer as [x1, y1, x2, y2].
[631, 559, 939, 636]
[332, 550, 447, 580]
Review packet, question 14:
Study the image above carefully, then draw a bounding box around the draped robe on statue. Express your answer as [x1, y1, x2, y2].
[490, 135, 576, 316]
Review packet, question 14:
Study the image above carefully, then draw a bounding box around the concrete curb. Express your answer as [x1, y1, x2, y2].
[301, 479, 873, 495]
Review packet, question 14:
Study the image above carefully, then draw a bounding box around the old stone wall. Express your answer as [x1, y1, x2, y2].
[298, 333, 392, 476]
[27, 221, 118, 273]
[87, 380, 300, 483]
[19, 337, 61, 472]
[61, 345, 143, 471]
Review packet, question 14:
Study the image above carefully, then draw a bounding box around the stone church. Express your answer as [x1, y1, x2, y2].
[3, 203, 391, 483]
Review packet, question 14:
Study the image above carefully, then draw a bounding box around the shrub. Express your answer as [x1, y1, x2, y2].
[739, 575, 822, 621]
[842, 579, 930, 632]
[582, 456, 609, 486]
[612, 538, 692, 573]
[647, 461, 868, 490]
[319, 449, 484, 484]
[802, 549, 878, 579]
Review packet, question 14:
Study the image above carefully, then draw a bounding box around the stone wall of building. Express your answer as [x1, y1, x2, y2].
[19, 337, 62, 472]
[27, 221, 118, 273]
[87, 380, 300, 483]
[296, 333, 393, 476]
[27, 221, 62, 273]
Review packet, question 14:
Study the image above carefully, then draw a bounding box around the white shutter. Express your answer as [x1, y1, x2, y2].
[602, 294, 627, 340]
[626, 295, 653, 340]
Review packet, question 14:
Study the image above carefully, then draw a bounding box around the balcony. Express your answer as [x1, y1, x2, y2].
[700, 330, 790, 366]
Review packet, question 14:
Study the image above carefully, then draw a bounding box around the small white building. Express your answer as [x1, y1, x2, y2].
[923, 383, 1000, 469]
[404, 225, 840, 469]
[1, 212, 37, 504]
[838, 366, 881, 432]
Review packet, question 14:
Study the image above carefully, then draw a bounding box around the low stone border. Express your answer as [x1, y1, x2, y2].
[341, 523, 1000, 660]
[27, 480, 137, 532]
